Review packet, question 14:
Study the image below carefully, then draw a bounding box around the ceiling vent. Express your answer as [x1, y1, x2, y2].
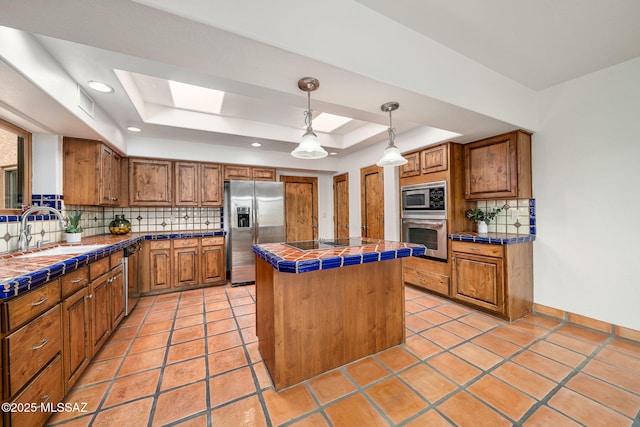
[77, 85, 95, 118]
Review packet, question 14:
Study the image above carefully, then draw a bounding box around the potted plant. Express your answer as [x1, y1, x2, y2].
[64, 210, 83, 243]
[465, 207, 502, 234]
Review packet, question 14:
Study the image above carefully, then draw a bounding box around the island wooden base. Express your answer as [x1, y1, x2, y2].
[256, 256, 405, 390]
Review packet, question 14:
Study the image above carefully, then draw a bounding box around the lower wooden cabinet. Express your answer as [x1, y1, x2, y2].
[110, 263, 125, 329]
[62, 287, 91, 392]
[451, 240, 533, 320]
[201, 237, 226, 284]
[89, 273, 111, 355]
[402, 256, 451, 297]
[174, 239, 200, 287]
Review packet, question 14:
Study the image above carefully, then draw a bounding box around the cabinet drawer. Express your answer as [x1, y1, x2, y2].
[403, 267, 450, 296]
[451, 241, 503, 258]
[5, 279, 61, 331]
[10, 355, 64, 427]
[173, 238, 198, 248]
[61, 267, 89, 298]
[111, 250, 124, 267]
[201, 236, 224, 246]
[149, 240, 171, 250]
[89, 257, 110, 280]
[7, 305, 62, 395]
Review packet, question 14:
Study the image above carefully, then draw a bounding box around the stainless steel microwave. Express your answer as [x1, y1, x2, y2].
[401, 181, 447, 215]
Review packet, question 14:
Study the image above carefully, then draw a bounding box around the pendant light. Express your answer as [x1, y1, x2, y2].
[376, 102, 408, 167]
[291, 77, 328, 159]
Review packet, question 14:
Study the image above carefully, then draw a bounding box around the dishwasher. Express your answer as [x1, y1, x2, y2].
[123, 240, 142, 315]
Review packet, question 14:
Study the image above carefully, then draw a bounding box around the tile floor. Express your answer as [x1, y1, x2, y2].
[44, 284, 640, 427]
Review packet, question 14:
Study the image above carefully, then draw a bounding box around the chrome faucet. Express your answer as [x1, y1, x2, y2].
[17, 206, 68, 252]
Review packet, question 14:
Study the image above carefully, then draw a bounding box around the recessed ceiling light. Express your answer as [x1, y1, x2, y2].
[329, 152, 338, 156]
[87, 80, 114, 93]
[251, 141, 262, 147]
[127, 126, 142, 132]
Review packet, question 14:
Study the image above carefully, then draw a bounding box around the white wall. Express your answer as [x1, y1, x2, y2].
[32, 134, 63, 194]
[533, 57, 640, 331]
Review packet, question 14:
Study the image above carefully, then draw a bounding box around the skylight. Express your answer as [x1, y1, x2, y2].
[312, 113, 353, 132]
[168, 80, 225, 115]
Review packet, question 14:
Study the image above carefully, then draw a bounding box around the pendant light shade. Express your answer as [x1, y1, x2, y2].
[292, 77, 328, 159]
[376, 102, 408, 167]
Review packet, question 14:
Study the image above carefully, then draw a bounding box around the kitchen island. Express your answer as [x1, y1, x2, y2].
[252, 238, 425, 390]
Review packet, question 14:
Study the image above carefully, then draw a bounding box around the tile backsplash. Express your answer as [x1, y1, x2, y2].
[0, 198, 222, 254]
[472, 198, 536, 235]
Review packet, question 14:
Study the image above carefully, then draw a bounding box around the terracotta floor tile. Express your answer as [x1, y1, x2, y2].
[263, 384, 317, 426]
[376, 346, 419, 372]
[205, 308, 233, 322]
[405, 409, 454, 427]
[205, 300, 231, 312]
[103, 369, 160, 407]
[471, 333, 522, 358]
[434, 303, 473, 319]
[595, 347, 640, 374]
[91, 397, 154, 427]
[582, 359, 640, 394]
[75, 357, 122, 387]
[207, 329, 243, 353]
[119, 313, 145, 328]
[548, 388, 632, 427]
[233, 303, 255, 316]
[468, 375, 537, 421]
[491, 362, 557, 400]
[254, 361, 273, 389]
[138, 320, 173, 336]
[210, 394, 268, 427]
[162, 357, 206, 391]
[566, 373, 640, 418]
[47, 381, 109, 424]
[174, 313, 204, 329]
[152, 381, 207, 426]
[428, 353, 482, 385]
[118, 347, 166, 376]
[207, 317, 237, 335]
[344, 357, 390, 387]
[450, 342, 503, 370]
[438, 391, 512, 427]
[458, 312, 505, 331]
[406, 300, 426, 314]
[108, 325, 138, 341]
[129, 331, 170, 354]
[545, 331, 600, 355]
[556, 324, 609, 344]
[172, 414, 208, 427]
[154, 293, 179, 303]
[416, 309, 453, 325]
[171, 324, 205, 344]
[404, 334, 443, 359]
[209, 366, 256, 407]
[414, 294, 449, 308]
[520, 314, 562, 329]
[93, 339, 130, 361]
[605, 338, 640, 357]
[177, 303, 204, 318]
[490, 326, 536, 347]
[245, 341, 263, 363]
[324, 393, 390, 427]
[208, 345, 248, 375]
[166, 338, 206, 364]
[145, 310, 175, 324]
[288, 412, 329, 427]
[523, 405, 581, 427]
[513, 350, 573, 382]
[241, 326, 258, 343]
[509, 319, 553, 339]
[399, 364, 457, 403]
[420, 328, 464, 349]
[236, 313, 255, 329]
[44, 415, 93, 427]
[440, 320, 483, 339]
[405, 314, 433, 333]
[529, 340, 586, 367]
[366, 377, 428, 424]
[307, 370, 356, 405]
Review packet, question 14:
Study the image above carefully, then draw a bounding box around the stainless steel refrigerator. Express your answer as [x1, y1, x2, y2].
[227, 180, 285, 286]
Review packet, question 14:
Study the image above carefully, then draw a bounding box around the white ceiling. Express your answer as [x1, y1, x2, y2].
[0, 0, 638, 163]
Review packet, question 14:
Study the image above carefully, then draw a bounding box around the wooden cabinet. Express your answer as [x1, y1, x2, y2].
[148, 240, 172, 291]
[224, 165, 276, 181]
[400, 152, 421, 177]
[201, 237, 226, 284]
[451, 240, 533, 320]
[63, 137, 122, 206]
[201, 163, 223, 206]
[129, 158, 172, 205]
[400, 144, 449, 178]
[464, 130, 532, 200]
[174, 162, 199, 206]
[62, 286, 90, 391]
[89, 272, 111, 355]
[173, 239, 199, 287]
[110, 263, 125, 330]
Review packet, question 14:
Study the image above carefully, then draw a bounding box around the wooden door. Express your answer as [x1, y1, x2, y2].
[110, 264, 125, 329]
[200, 163, 223, 206]
[360, 165, 384, 239]
[90, 274, 111, 355]
[201, 244, 225, 284]
[281, 176, 318, 242]
[175, 162, 199, 206]
[62, 287, 91, 391]
[333, 173, 349, 239]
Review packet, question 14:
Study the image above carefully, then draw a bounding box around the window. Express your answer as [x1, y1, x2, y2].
[0, 118, 31, 213]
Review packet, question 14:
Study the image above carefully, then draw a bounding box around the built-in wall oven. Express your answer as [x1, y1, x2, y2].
[401, 181, 448, 261]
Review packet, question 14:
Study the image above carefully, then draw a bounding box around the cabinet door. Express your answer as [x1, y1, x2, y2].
[400, 152, 420, 177]
[100, 145, 117, 205]
[129, 158, 173, 205]
[174, 247, 199, 287]
[253, 167, 276, 181]
[201, 245, 225, 284]
[452, 253, 504, 314]
[464, 133, 517, 199]
[150, 249, 172, 290]
[90, 274, 111, 355]
[175, 162, 199, 206]
[110, 264, 126, 329]
[201, 163, 223, 206]
[421, 144, 448, 174]
[62, 287, 91, 391]
[63, 138, 101, 205]
[224, 165, 252, 180]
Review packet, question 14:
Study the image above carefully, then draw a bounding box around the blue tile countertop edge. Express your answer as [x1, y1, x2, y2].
[252, 243, 426, 274]
[448, 232, 536, 245]
[0, 231, 225, 300]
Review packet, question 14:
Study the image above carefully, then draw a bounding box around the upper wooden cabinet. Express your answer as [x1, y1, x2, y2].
[399, 143, 449, 178]
[63, 138, 122, 206]
[200, 163, 223, 206]
[224, 165, 276, 181]
[400, 152, 420, 177]
[129, 158, 173, 206]
[464, 130, 532, 200]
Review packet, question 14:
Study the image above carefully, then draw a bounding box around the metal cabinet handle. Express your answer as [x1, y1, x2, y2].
[71, 278, 84, 283]
[470, 247, 480, 251]
[31, 297, 48, 306]
[41, 394, 51, 404]
[32, 338, 49, 350]
[88, 294, 94, 299]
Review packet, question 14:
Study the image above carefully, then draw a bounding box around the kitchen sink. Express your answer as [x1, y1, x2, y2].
[18, 244, 108, 258]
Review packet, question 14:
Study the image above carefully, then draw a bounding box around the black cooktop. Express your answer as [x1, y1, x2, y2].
[284, 238, 367, 251]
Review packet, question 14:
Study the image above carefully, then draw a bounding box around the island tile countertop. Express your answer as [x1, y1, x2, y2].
[449, 231, 536, 245]
[253, 237, 426, 274]
[0, 230, 225, 300]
